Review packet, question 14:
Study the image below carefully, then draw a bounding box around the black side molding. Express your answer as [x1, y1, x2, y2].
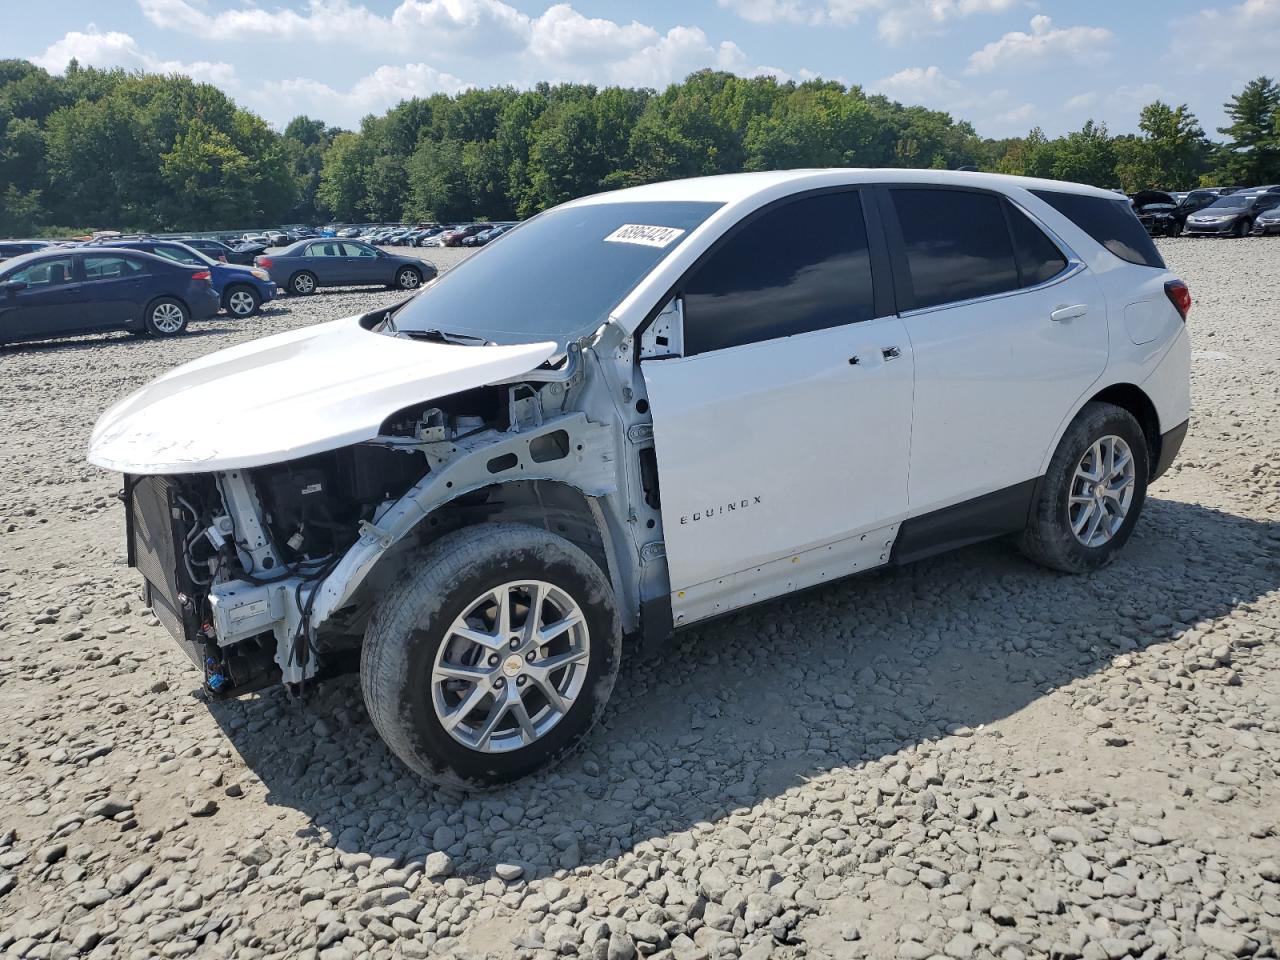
[892, 478, 1039, 566]
[1151, 419, 1189, 482]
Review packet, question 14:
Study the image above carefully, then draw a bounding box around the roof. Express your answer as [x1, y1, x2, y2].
[567, 168, 1122, 208]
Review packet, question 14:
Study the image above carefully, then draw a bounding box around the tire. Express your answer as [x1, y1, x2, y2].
[1233, 219, 1249, 238]
[361, 523, 621, 789]
[1170, 221, 1183, 237]
[143, 297, 189, 337]
[223, 285, 261, 318]
[289, 271, 317, 296]
[1018, 402, 1150, 574]
[394, 266, 423, 291]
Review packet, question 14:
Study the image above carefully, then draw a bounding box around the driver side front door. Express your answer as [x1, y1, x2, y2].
[639, 189, 913, 627]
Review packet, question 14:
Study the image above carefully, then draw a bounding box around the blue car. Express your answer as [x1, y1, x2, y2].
[89, 239, 278, 317]
[0, 248, 219, 345]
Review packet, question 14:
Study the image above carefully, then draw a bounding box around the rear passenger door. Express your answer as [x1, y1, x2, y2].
[79, 254, 151, 329]
[641, 189, 915, 625]
[879, 185, 1107, 526]
[306, 242, 346, 285]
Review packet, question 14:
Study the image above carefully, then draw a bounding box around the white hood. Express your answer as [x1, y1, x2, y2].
[88, 315, 556, 474]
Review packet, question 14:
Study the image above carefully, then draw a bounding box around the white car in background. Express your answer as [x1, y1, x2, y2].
[88, 169, 1191, 788]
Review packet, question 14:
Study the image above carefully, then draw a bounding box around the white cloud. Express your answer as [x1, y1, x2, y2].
[874, 65, 963, 102]
[253, 64, 472, 125]
[966, 15, 1113, 74]
[1168, 0, 1280, 75]
[32, 27, 235, 86]
[715, 0, 829, 25]
[529, 5, 660, 64]
[1063, 84, 1168, 118]
[717, 0, 1019, 39]
[877, 0, 1021, 42]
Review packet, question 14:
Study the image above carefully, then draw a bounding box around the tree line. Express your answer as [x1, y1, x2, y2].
[3, 57, 1279, 236]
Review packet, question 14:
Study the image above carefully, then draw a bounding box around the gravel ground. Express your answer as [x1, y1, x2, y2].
[1, 238, 1278, 960]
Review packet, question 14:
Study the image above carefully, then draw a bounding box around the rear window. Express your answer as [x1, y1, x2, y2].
[1031, 190, 1164, 268]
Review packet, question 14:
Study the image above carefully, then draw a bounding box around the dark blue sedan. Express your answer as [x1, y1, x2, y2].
[257, 239, 436, 295]
[0, 248, 219, 346]
[89, 240, 278, 317]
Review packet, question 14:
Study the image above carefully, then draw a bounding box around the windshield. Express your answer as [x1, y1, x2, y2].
[1206, 195, 1249, 209]
[392, 200, 722, 348]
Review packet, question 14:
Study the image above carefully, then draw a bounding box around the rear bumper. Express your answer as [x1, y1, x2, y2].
[191, 289, 221, 320]
[1152, 419, 1189, 482]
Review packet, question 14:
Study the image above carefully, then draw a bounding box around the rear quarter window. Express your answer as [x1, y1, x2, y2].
[1031, 190, 1165, 268]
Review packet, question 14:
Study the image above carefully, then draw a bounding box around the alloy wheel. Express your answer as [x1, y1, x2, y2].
[227, 290, 256, 316]
[293, 274, 315, 294]
[398, 268, 420, 289]
[1068, 434, 1137, 548]
[151, 303, 185, 334]
[430, 580, 590, 754]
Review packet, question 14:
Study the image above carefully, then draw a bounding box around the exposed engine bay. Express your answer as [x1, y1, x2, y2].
[119, 343, 646, 699]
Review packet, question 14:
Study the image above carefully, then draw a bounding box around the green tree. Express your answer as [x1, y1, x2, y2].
[1212, 76, 1280, 183]
[1113, 102, 1209, 190]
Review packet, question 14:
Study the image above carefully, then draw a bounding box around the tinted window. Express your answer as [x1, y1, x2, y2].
[151, 245, 202, 265]
[392, 200, 721, 349]
[891, 188, 1019, 310]
[680, 192, 874, 355]
[84, 256, 145, 281]
[1006, 204, 1069, 287]
[1031, 190, 1164, 268]
[306, 243, 340, 257]
[8, 256, 74, 285]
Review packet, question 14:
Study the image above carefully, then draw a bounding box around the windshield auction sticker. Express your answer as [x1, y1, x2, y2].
[604, 224, 687, 248]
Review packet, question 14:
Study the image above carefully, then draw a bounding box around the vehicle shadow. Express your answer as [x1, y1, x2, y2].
[206, 496, 1279, 878]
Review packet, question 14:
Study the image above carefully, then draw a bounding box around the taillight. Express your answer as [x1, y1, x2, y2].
[1164, 279, 1191, 321]
[192, 270, 211, 282]
[256, 256, 273, 268]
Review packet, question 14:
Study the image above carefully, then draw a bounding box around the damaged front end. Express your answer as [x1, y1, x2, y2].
[118, 342, 620, 698]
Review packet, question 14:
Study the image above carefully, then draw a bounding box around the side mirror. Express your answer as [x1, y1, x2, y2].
[640, 296, 685, 360]
[0, 280, 28, 295]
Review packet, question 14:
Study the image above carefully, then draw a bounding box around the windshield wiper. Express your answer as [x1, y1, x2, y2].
[402, 328, 493, 346]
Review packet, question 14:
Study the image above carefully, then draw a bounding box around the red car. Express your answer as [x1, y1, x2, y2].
[442, 224, 491, 247]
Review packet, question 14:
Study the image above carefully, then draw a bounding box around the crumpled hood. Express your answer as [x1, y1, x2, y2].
[88, 315, 556, 474]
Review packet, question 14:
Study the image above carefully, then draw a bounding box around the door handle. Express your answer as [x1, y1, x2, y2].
[882, 346, 901, 360]
[1050, 304, 1088, 323]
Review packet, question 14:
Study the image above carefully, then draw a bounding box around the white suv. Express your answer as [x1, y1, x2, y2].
[88, 170, 1191, 788]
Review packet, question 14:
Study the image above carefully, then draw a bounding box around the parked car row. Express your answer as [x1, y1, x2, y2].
[0, 247, 219, 345]
[1131, 185, 1280, 237]
[0, 234, 437, 345]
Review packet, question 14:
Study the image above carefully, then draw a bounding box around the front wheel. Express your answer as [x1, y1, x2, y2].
[1019, 402, 1149, 573]
[144, 298, 189, 337]
[223, 285, 261, 318]
[361, 523, 621, 789]
[1233, 219, 1250, 238]
[394, 266, 423, 291]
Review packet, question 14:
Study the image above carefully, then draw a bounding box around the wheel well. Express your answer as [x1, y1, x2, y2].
[415, 480, 611, 577]
[1088, 383, 1160, 476]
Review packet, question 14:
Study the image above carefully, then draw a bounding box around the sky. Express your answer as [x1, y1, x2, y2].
[10, 0, 1280, 138]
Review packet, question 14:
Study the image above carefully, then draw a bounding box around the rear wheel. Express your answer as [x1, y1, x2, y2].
[1019, 402, 1149, 573]
[144, 298, 189, 337]
[223, 285, 261, 318]
[289, 272, 317, 295]
[361, 523, 621, 789]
